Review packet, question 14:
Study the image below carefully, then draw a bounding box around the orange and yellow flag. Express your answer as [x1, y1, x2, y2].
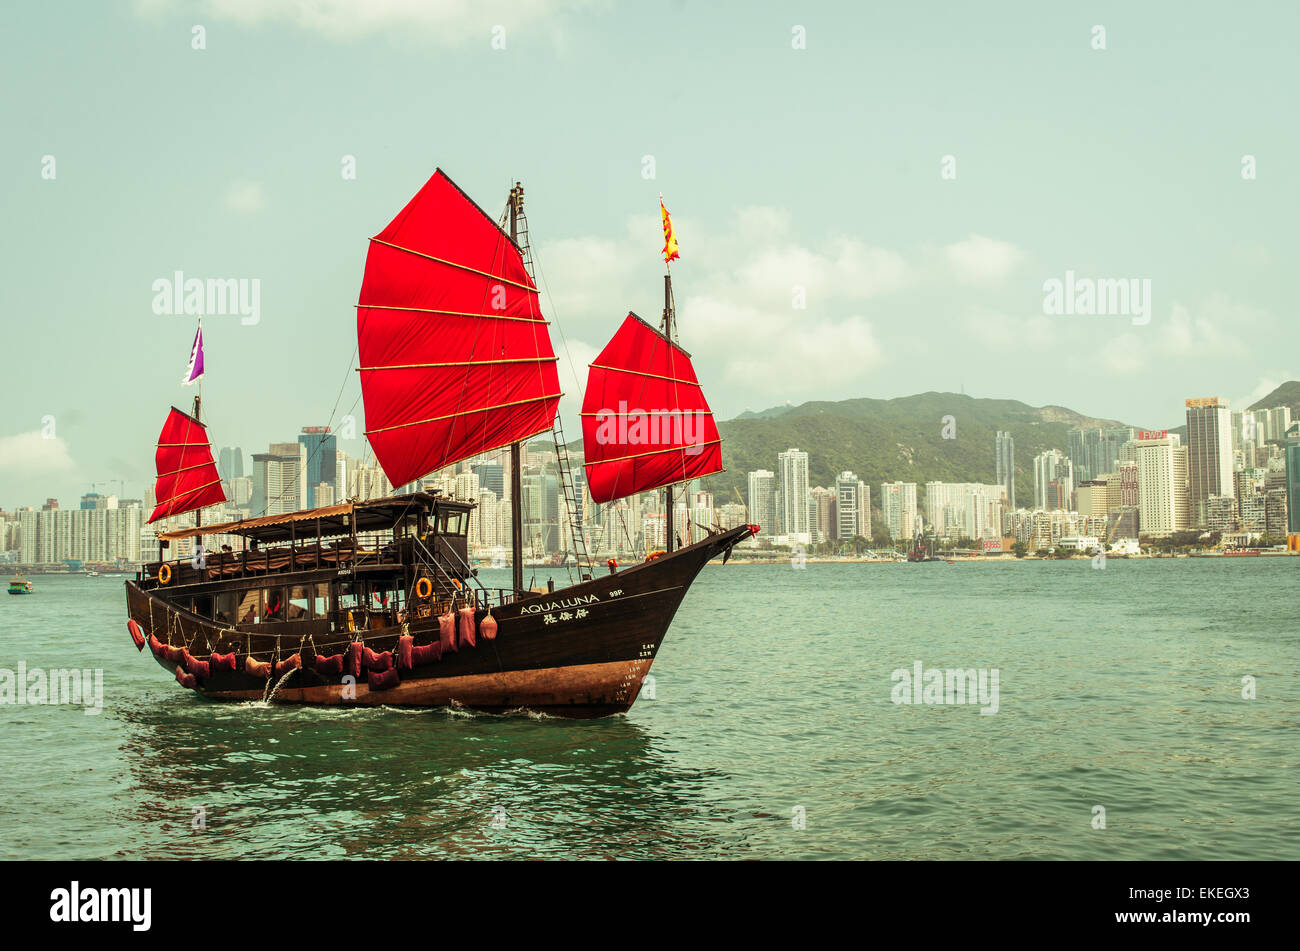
[660, 196, 680, 264]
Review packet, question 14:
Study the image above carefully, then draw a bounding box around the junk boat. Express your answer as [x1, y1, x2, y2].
[123, 169, 753, 717]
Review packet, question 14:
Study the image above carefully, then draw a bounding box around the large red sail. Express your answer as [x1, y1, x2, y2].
[356, 170, 561, 488]
[148, 407, 226, 523]
[581, 313, 723, 504]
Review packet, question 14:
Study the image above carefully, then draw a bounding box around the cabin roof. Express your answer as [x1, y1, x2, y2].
[156, 492, 470, 544]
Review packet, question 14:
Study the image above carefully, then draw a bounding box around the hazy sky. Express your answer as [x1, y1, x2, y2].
[1, 1, 1296, 508]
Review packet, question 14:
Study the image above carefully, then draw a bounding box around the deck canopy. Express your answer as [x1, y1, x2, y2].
[155, 493, 467, 544]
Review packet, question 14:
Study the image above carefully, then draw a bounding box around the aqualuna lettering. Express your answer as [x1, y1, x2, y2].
[50, 881, 151, 931]
[519, 594, 599, 615]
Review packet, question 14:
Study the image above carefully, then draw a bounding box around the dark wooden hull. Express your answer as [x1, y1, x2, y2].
[124, 526, 749, 718]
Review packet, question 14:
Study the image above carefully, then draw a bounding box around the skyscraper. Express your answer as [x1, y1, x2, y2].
[1185, 398, 1234, 527]
[1067, 427, 1137, 485]
[747, 469, 776, 539]
[1284, 422, 1300, 534]
[834, 471, 870, 540]
[1033, 450, 1073, 511]
[994, 431, 1015, 509]
[252, 442, 307, 516]
[472, 462, 505, 500]
[298, 427, 338, 509]
[777, 448, 811, 543]
[217, 446, 245, 483]
[1134, 432, 1188, 537]
[879, 481, 917, 540]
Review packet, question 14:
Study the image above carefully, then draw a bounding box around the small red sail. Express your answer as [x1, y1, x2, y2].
[356, 169, 561, 488]
[581, 313, 723, 504]
[148, 407, 226, 523]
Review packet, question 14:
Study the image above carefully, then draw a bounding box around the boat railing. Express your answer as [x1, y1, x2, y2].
[141, 539, 401, 587]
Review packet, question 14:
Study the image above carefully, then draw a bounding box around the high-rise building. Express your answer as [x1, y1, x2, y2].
[522, 471, 559, 553]
[924, 482, 1004, 540]
[1033, 450, 1073, 511]
[777, 449, 810, 543]
[834, 471, 870, 540]
[747, 469, 776, 539]
[1068, 427, 1137, 484]
[994, 431, 1015, 509]
[472, 462, 505, 500]
[217, 446, 245, 484]
[1075, 480, 1109, 519]
[252, 442, 307, 516]
[298, 427, 338, 509]
[1185, 398, 1234, 527]
[1134, 433, 1188, 537]
[879, 482, 917, 540]
[1285, 422, 1300, 534]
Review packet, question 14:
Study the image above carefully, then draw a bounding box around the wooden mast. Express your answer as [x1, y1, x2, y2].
[662, 272, 675, 554]
[192, 391, 203, 552]
[509, 183, 525, 594]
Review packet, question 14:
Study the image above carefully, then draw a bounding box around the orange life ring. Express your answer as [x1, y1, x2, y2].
[645, 550, 665, 562]
[157, 563, 172, 585]
[415, 577, 432, 599]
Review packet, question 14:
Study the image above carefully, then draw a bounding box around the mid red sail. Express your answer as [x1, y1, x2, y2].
[581, 313, 723, 504]
[148, 407, 226, 524]
[356, 170, 561, 489]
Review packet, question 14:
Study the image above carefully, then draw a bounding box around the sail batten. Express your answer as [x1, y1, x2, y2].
[357, 170, 560, 488]
[148, 408, 226, 524]
[581, 312, 724, 504]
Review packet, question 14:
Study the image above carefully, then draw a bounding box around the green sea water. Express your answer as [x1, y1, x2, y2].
[1, 559, 1296, 860]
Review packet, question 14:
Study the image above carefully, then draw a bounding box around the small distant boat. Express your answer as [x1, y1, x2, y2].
[85, 569, 101, 577]
[8, 575, 33, 595]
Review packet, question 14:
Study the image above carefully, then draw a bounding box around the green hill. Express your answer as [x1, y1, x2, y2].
[698, 391, 1145, 509]
[1248, 381, 1300, 417]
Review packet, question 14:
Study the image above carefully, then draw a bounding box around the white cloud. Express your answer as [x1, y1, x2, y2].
[532, 206, 902, 413]
[945, 234, 1024, 286]
[0, 432, 75, 474]
[224, 180, 265, 214]
[135, 0, 597, 42]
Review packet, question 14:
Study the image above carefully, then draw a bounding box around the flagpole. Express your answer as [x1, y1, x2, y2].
[192, 315, 203, 546]
[660, 197, 677, 553]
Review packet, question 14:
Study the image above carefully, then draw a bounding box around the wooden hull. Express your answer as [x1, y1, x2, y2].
[124, 526, 749, 718]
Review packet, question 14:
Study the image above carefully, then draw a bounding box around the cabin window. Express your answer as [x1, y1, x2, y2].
[288, 585, 311, 621]
[263, 587, 286, 622]
[312, 583, 330, 618]
[236, 589, 260, 624]
[440, 511, 464, 535]
[215, 592, 237, 625]
[337, 582, 359, 611]
[193, 594, 213, 619]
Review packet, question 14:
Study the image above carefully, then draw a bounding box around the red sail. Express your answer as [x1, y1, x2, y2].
[581, 313, 723, 504]
[356, 169, 561, 488]
[148, 407, 226, 524]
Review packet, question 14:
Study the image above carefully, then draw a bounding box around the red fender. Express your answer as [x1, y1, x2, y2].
[458, 606, 476, 649]
[367, 667, 400, 691]
[245, 656, 273, 679]
[314, 653, 345, 676]
[127, 619, 146, 651]
[438, 611, 457, 653]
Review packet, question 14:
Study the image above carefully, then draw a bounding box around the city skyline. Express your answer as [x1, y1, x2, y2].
[3, 4, 1298, 508]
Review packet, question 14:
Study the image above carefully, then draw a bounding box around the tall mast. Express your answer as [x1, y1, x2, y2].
[662, 272, 675, 554]
[192, 391, 203, 544]
[509, 183, 525, 595]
